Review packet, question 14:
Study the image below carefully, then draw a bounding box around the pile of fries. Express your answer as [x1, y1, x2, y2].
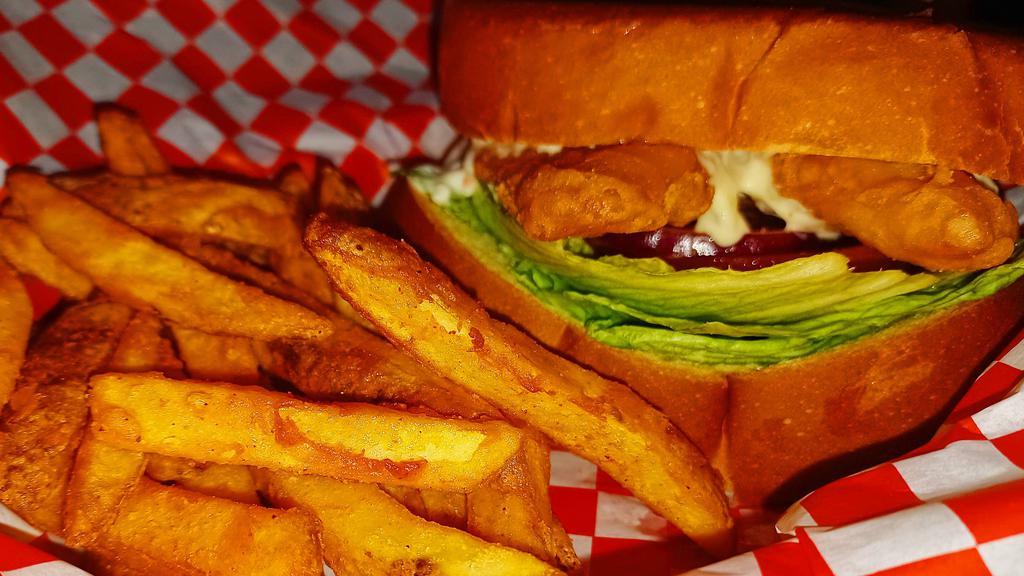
[0, 106, 732, 575]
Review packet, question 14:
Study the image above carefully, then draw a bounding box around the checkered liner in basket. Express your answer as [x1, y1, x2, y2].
[1, 2, 1023, 575]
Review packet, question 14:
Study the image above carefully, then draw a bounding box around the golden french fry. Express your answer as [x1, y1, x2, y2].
[277, 164, 314, 216]
[420, 488, 468, 529]
[305, 217, 734, 556]
[0, 217, 93, 299]
[64, 433, 147, 547]
[469, 434, 578, 571]
[318, 165, 370, 222]
[96, 106, 169, 176]
[87, 478, 321, 576]
[254, 321, 498, 419]
[168, 235, 334, 316]
[260, 471, 563, 576]
[8, 172, 332, 341]
[0, 261, 31, 409]
[63, 173, 300, 252]
[108, 312, 183, 376]
[0, 300, 133, 533]
[145, 454, 259, 505]
[171, 326, 260, 385]
[90, 373, 523, 492]
[256, 320, 576, 567]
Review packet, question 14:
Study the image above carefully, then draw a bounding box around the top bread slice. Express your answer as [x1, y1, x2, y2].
[440, 0, 1024, 181]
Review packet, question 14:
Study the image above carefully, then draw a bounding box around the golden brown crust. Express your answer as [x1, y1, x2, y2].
[384, 180, 1024, 506]
[440, 0, 1024, 181]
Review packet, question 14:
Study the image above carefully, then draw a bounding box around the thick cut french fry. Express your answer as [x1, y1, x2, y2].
[109, 312, 183, 376]
[277, 164, 314, 215]
[0, 217, 94, 299]
[90, 373, 523, 491]
[260, 471, 563, 576]
[64, 433, 147, 547]
[317, 165, 371, 222]
[63, 173, 299, 252]
[306, 217, 734, 556]
[420, 488, 468, 529]
[171, 326, 260, 385]
[0, 300, 132, 532]
[254, 321, 498, 419]
[0, 261, 31, 409]
[87, 478, 321, 576]
[145, 454, 259, 504]
[8, 172, 332, 341]
[256, 320, 576, 567]
[96, 106, 169, 176]
[168, 236, 334, 316]
[469, 434, 578, 571]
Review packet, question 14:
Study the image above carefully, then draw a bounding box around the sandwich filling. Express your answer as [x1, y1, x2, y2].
[407, 142, 1024, 367]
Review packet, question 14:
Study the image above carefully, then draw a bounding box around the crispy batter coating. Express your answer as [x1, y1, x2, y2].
[0, 300, 132, 533]
[773, 155, 1019, 271]
[0, 262, 31, 410]
[475, 143, 712, 240]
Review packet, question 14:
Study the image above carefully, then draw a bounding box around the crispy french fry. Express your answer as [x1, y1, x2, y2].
[97, 106, 169, 176]
[171, 326, 260, 385]
[64, 433, 147, 547]
[88, 478, 321, 576]
[145, 454, 259, 505]
[108, 312, 183, 376]
[90, 373, 523, 492]
[380, 484, 429, 518]
[260, 471, 563, 576]
[62, 173, 299, 252]
[0, 261, 31, 409]
[169, 236, 334, 316]
[0, 217, 94, 299]
[420, 488, 468, 529]
[469, 434, 577, 571]
[318, 165, 370, 222]
[256, 321, 576, 567]
[0, 300, 132, 532]
[254, 321, 498, 419]
[306, 217, 734, 556]
[277, 164, 314, 215]
[8, 172, 332, 341]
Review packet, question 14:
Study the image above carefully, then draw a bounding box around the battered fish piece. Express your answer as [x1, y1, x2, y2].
[773, 155, 1019, 271]
[0, 300, 132, 533]
[475, 143, 712, 240]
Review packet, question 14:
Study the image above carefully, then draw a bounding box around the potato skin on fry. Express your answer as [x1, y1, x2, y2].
[0, 261, 31, 409]
[255, 322, 499, 419]
[773, 155, 1019, 271]
[305, 217, 733, 557]
[90, 373, 524, 492]
[8, 172, 332, 341]
[0, 300, 132, 533]
[261, 471, 563, 576]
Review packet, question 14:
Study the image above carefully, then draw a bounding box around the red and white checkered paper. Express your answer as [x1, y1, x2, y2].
[1, 1, 1023, 575]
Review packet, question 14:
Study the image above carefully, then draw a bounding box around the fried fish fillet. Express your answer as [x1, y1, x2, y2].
[475, 143, 713, 240]
[773, 155, 1019, 271]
